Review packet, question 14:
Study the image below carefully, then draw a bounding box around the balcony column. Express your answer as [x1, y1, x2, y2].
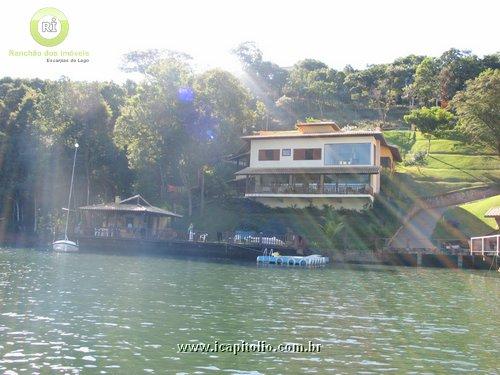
[319, 174, 324, 194]
[289, 174, 293, 192]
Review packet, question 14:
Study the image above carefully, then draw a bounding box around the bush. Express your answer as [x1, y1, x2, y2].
[403, 151, 428, 166]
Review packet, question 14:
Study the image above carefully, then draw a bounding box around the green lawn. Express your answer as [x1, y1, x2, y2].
[460, 195, 500, 228]
[425, 154, 499, 170]
[384, 130, 497, 155]
[397, 167, 500, 183]
[432, 195, 500, 240]
[384, 130, 499, 196]
[411, 138, 497, 155]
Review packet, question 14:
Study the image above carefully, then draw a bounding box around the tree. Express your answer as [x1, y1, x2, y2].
[0, 81, 39, 235]
[233, 42, 288, 125]
[438, 49, 482, 104]
[120, 49, 192, 74]
[345, 64, 397, 125]
[116, 55, 264, 216]
[115, 57, 194, 204]
[35, 79, 132, 205]
[403, 106, 454, 153]
[387, 55, 425, 106]
[413, 57, 441, 106]
[282, 59, 349, 119]
[451, 69, 500, 154]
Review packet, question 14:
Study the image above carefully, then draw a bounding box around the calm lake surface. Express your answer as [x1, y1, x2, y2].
[0, 248, 498, 374]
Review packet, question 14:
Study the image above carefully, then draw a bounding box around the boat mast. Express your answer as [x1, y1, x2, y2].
[64, 143, 79, 240]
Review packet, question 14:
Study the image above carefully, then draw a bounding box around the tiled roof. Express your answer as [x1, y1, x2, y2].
[241, 130, 381, 139]
[235, 166, 381, 175]
[78, 194, 182, 218]
[296, 121, 341, 130]
[485, 207, 500, 217]
[386, 144, 402, 162]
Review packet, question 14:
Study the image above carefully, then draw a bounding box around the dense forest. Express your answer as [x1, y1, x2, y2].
[0, 44, 498, 244]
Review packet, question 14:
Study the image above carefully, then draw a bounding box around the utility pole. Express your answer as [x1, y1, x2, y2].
[200, 168, 205, 216]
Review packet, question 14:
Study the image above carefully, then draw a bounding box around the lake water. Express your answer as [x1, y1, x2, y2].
[0, 248, 498, 374]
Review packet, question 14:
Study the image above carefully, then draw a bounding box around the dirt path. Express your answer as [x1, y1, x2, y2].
[390, 207, 447, 249]
[389, 186, 498, 250]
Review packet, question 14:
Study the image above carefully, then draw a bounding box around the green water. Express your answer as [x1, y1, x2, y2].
[0, 248, 498, 374]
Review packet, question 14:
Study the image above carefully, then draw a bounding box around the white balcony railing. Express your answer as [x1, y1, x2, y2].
[469, 234, 500, 256]
[246, 183, 373, 195]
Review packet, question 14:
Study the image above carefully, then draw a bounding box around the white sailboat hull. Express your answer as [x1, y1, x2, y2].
[52, 240, 79, 252]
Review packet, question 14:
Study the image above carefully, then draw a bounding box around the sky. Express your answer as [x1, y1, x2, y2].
[2, 0, 499, 81]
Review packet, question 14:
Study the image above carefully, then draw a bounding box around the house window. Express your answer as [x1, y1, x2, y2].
[258, 149, 280, 161]
[293, 148, 322, 160]
[324, 143, 372, 165]
[282, 148, 291, 157]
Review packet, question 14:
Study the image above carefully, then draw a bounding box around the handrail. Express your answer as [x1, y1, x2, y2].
[469, 234, 499, 256]
[247, 183, 372, 195]
[470, 234, 500, 240]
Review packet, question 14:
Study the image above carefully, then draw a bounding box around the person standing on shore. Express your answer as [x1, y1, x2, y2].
[188, 223, 194, 242]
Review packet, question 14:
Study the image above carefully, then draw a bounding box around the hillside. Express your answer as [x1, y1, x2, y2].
[432, 195, 500, 241]
[384, 131, 500, 197]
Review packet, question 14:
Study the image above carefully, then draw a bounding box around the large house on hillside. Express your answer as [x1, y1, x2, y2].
[234, 121, 401, 210]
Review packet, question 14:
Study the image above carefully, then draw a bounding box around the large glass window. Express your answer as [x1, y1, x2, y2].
[324, 143, 372, 165]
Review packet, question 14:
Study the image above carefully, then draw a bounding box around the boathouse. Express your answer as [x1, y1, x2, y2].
[77, 195, 182, 240]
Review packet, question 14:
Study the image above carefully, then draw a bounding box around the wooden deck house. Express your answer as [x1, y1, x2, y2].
[77, 195, 182, 240]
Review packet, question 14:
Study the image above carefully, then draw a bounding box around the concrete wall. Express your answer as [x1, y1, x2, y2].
[252, 196, 373, 210]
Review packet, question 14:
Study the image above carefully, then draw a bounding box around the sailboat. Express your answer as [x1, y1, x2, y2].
[53, 142, 79, 252]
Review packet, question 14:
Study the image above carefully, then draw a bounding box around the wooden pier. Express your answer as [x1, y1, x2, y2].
[76, 235, 302, 260]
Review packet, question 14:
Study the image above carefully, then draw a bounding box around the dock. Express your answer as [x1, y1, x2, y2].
[257, 253, 329, 267]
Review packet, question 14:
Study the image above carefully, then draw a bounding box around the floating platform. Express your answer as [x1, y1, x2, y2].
[257, 254, 329, 267]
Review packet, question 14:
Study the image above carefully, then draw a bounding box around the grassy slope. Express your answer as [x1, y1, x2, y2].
[384, 131, 500, 197]
[461, 195, 500, 228]
[432, 195, 500, 240]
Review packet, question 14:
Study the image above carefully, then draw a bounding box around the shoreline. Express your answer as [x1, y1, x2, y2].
[1, 241, 498, 270]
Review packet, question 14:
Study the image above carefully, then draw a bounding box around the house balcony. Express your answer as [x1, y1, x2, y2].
[245, 182, 374, 198]
[238, 167, 377, 196]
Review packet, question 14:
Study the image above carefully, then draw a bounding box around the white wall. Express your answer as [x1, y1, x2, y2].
[248, 135, 381, 194]
[249, 136, 377, 168]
